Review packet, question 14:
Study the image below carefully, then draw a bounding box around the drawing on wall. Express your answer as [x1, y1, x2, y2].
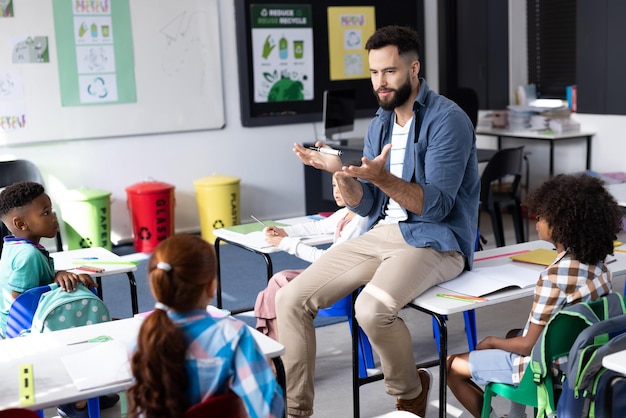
[0, 70, 23, 100]
[11, 36, 49, 63]
[249, 4, 314, 103]
[54, 0, 136, 106]
[0, 102, 26, 132]
[327, 6, 375, 81]
[0, 0, 13, 17]
[159, 10, 211, 92]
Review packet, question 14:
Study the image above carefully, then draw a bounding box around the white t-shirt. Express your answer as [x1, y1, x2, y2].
[380, 114, 413, 224]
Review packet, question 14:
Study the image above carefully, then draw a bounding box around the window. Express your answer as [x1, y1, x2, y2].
[527, 0, 576, 99]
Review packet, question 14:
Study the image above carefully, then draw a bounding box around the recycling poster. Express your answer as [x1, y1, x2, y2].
[250, 4, 313, 103]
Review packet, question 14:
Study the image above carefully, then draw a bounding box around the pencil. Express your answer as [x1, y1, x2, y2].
[436, 293, 488, 302]
[250, 215, 268, 227]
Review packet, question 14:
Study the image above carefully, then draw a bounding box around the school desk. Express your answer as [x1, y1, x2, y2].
[602, 350, 626, 418]
[213, 216, 334, 314]
[476, 127, 595, 177]
[0, 316, 285, 413]
[350, 240, 626, 418]
[50, 247, 139, 315]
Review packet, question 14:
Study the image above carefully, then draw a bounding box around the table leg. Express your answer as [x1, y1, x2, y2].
[214, 237, 274, 314]
[127, 271, 138, 315]
[586, 135, 592, 170]
[96, 277, 103, 300]
[549, 140, 555, 177]
[272, 356, 287, 418]
[351, 299, 448, 418]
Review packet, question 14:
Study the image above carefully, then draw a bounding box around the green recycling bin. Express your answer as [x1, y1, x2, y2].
[61, 188, 111, 250]
[193, 175, 240, 241]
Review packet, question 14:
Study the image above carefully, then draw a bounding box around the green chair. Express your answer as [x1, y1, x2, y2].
[481, 308, 592, 418]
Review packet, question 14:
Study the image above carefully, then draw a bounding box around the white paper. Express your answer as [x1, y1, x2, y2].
[438, 264, 538, 297]
[61, 340, 132, 391]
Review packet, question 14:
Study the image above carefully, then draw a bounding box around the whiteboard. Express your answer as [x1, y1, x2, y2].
[0, 0, 224, 145]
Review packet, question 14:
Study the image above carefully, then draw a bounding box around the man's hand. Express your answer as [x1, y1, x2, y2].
[293, 141, 343, 173]
[340, 143, 391, 183]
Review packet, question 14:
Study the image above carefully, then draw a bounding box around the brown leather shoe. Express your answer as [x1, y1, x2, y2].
[396, 368, 432, 417]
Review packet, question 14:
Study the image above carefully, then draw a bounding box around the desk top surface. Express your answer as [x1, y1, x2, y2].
[0, 315, 284, 410]
[476, 127, 595, 139]
[214, 216, 334, 253]
[411, 240, 626, 316]
[602, 350, 626, 375]
[607, 182, 626, 207]
[51, 247, 137, 276]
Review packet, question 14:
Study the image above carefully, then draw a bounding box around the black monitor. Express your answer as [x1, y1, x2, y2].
[323, 89, 356, 140]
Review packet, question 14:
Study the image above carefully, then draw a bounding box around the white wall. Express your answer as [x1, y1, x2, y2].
[1, 0, 624, 245]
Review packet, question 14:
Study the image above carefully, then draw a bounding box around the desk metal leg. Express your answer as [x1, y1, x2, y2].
[214, 237, 274, 314]
[351, 298, 448, 418]
[96, 277, 103, 300]
[586, 135, 592, 170]
[272, 356, 287, 418]
[127, 271, 138, 315]
[549, 140, 555, 177]
[95, 273, 138, 316]
[605, 375, 626, 418]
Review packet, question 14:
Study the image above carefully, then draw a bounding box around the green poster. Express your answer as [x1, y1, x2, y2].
[249, 4, 314, 103]
[53, 0, 136, 106]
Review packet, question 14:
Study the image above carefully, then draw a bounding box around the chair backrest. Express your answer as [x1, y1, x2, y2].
[0, 160, 45, 188]
[447, 87, 479, 127]
[480, 146, 524, 204]
[6, 285, 53, 338]
[0, 159, 63, 253]
[0, 409, 42, 418]
[184, 392, 248, 418]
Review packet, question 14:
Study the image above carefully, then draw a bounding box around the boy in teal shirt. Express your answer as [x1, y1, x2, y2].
[0, 181, 121, 417]
[0, 181, 96, 337]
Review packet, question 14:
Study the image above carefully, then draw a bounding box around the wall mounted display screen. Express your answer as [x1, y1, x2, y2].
[235, 0, 424, 127]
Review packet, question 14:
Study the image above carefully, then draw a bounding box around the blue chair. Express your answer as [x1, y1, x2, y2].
[6, 285, 102, 417]
[318, 293, 375, 378]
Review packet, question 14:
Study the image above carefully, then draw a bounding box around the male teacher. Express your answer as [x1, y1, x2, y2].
[276, 25, 480, 417]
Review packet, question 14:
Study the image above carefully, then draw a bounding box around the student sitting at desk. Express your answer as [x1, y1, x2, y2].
[0, 181, 118, 417]
[127, 233, 284, 418]
[446, 174, 623, 418]
[254, 172, 368, 340]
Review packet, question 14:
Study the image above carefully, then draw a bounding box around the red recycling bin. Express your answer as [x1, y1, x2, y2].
[125, 181, 175, 253]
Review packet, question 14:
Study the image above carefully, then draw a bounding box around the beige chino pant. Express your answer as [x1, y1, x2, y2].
[276, 223, 465, 417]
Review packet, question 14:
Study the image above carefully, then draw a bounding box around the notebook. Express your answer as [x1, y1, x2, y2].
[509, 248, 557, 266]
[438, 264, 538, 297]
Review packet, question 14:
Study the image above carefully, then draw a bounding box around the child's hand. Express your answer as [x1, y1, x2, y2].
[76, 273, 98, 289]
[265, 234, 284, 247]
[264, 226, 286, 247]
[54, 271, 98, 291]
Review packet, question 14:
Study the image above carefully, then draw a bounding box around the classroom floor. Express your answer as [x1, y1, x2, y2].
[42, 212, 626, 418]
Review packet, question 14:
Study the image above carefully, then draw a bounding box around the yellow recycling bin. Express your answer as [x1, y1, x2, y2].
[193, 175, 240, 241]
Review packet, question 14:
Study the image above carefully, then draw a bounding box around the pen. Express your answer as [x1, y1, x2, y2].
[308, 146, 343, 156]
[436, 293, 488, 303]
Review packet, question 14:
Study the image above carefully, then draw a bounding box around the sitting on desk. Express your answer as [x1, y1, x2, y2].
[254, 172, 368, 340]
[0, 181, 117, 417]
[127, 233, 284, 418]
[447, 174, 623, 418]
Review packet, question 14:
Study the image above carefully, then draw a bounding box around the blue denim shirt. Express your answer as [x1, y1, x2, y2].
[350, 79, 480, 269]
